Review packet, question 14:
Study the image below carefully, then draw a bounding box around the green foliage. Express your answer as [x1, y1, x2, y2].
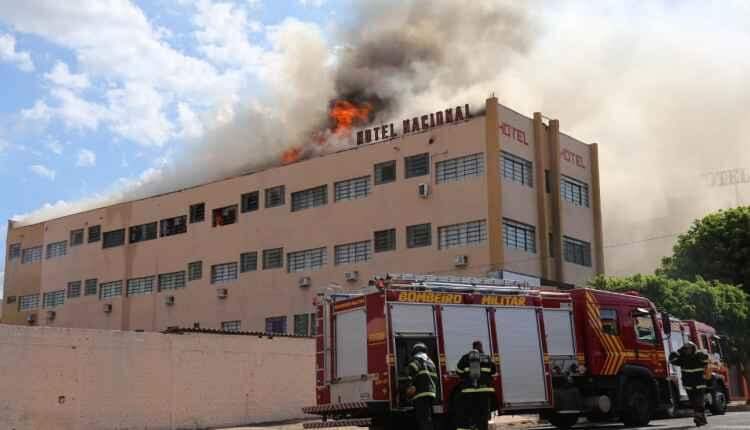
[659, 206, 750, 291]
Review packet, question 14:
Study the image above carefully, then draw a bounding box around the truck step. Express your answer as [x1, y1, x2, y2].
[303, 418, 373, 428]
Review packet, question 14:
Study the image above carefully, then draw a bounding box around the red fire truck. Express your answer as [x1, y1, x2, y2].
[302, 274, 678, 429]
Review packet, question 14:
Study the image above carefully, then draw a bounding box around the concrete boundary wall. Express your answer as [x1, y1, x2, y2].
[0, 324, 314, 430]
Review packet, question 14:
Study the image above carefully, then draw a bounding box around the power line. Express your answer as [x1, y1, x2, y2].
[603, 232, 682, 249]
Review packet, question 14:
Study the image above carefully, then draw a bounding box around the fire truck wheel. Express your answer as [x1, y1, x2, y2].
[620, 380, 652, 427]
[545, 412, 580, 429]
[709, 387, 728, 415]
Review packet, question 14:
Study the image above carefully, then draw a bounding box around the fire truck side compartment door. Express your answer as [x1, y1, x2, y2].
[495, 308, 548, 406]
[390, 304, 436, 334]
[542, 309, 575, 357]
[441, 306, 491, 372]
[335, 309, 368, 379]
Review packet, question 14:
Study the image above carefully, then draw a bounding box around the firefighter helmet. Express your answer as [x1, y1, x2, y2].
[412, 343, 428, 355]
[681, 341, 697, 354]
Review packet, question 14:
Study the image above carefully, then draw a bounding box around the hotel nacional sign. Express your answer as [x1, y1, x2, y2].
[356, 103, 472, 146]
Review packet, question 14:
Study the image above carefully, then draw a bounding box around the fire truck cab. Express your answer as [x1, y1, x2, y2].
[302, 274, 555, 429]
[542, 289, 673, 428]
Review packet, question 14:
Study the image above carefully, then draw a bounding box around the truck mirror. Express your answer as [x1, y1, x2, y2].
[661, 313, 671, 335]
[631, 307, 650, 317]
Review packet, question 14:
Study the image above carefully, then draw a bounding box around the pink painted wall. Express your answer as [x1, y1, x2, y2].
[0, 324, 314, 429]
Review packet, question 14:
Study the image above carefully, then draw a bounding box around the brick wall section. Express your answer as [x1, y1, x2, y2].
[0, 324, 314, 430]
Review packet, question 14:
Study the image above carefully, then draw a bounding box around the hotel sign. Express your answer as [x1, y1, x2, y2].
[356, 104, 472, 146]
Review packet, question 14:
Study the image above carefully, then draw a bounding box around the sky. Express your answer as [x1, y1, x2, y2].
[0, 0, 350, 296]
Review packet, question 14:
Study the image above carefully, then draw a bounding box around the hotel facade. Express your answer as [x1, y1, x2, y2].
[2, 97, 604, 335]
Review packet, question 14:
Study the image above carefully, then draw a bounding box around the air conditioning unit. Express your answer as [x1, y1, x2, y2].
[165, 295, 175, 306]
[344, 271, 359, 282]
[103, 303, 113, 313]
[217, 288, 228, 299]
[26, 313, 37, 324]
[299, 276, 311, 288]
[418, 183, 430, 198]
[46, 310, 56, 321]
[454, 255, 469, 267]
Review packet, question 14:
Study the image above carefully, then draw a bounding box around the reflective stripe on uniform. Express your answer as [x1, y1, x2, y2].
[417, 370, 438, 377]
[682, 368, 706, 373]
[456, 367, 468, 374]
[480, 367, 492, 373]
[461, 387, 496, 393]
[412, 391, 437, 400]
[410, 362, 420, 371]
[686, 385, 707, 390]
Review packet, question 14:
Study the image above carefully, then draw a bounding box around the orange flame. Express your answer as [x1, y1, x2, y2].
[329, 100, 372, 135]
[281, 147, 302, 165]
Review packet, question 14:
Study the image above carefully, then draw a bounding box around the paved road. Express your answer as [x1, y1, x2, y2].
[530, 411, 750, 430]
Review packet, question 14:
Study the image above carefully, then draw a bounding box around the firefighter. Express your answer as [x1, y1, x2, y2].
[669, 341, 710, 427]
[456, 340, 497, 430]
[404, 342, 439, 430]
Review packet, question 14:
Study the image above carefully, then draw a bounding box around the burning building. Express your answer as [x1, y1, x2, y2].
[2, 96, 603, 333]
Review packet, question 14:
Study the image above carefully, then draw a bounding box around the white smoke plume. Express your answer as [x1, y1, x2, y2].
[13, 1, 750, 277]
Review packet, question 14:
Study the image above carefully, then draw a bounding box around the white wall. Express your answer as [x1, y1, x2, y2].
[0, 324, 314, 430]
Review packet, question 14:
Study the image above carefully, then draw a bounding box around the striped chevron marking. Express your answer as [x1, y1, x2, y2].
[584, 291, 633, 375]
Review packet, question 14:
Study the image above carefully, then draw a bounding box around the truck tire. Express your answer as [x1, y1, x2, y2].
[545, 412, 580, 429]
[709, 387, 728, 415]
[620, 380, 652, 427]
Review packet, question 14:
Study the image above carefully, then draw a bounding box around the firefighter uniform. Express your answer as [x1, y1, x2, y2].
[405, 343, 439, 430]
[669, 342, 710, 427]
[456, 344, 497, 430]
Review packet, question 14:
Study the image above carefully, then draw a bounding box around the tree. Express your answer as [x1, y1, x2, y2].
[659, 206, 750, 291]
[590, 274, 750, 399]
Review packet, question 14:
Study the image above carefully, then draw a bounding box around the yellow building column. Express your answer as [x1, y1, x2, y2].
[484, 97, 504, 272]
[547, 119, 564, 282]
[590, 143, 605, 275]
[533, 113, 550, 279]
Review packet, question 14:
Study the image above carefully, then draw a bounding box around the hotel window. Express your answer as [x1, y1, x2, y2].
[103, 229, 125, 248]
[212, 205, 237, 227]
[561, 175, 590, 208]
[18, 294, 40, 311]
[188, 261, 203, 281]
[222, 320, 241, 332]
[21, 246, 42, 264]
[46, 241, 67, 259]
[563, 236, 592, 267]
[265, 185, 285, 208]
[241, 191, 260, 213]
[435, 153, 484, 184]
[294, 313, 312, 336]
[335, 176, 370, 202]
[88, 225, 101, 243]
[129, 222, 157, 244]
[334, 240, 371, 265]
[263, 248, 284, 270]
[8, 243, 21, 260]
[374, 228, 396, 253]
[265, 316, 287, 334]
[405, 153, 430, 178]
[84, 279, 98, 296]
[240, 252, 258, 273]
[291, 185, 327, 212]
[67, 281, 82, 298]
[43, 290, 65, 308]
[374, 160, 396, 185]
[189, 203, 205, 223]
[406, 223, 432, 248]
[127, 276, 155, 296]
[159, 271, 186, 291]
[287, 247, 326, 273]
[70, 229, 84, 247]
[99, 281, 123, 300]
[438, 220, 487, 249]
[161, 215, 188, 236]
[502, 151, 533, 187]
[211, 262, 238, 284]
[503, 219, 536, 253]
